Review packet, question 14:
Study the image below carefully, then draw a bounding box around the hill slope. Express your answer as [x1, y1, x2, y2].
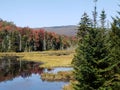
[43, 25, 77, 36]
[35, 25, 77, 36]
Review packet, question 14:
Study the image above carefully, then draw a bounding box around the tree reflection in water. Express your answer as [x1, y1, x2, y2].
[0, 56, 44, 82]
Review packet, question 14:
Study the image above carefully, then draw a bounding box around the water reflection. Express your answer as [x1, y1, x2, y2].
[0, 56, 44, 82]
[0, 56, 69, 90]
[44, 67, 73, 74]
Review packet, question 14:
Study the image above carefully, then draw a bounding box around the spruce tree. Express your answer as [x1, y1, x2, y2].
[73, 1, 120, 90]
[105, 18, 120, 89]
[93, 0, 98, 28]
[101, 4, 120, 89]
[100, 10, 106, 28]
[77, 12, 92, 39]
[72, 11, 109, 89]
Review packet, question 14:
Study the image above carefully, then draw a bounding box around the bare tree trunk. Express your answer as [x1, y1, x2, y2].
[8, 39, 11, 50]
[43, 32, 46, 51]
[19, 33, 22, 51]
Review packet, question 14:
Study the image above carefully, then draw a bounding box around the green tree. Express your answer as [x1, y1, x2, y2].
[105, 18, 120, 89]
[72, 12, 109, 90]
[101, 4, 120, 89]
[100, 10, 106, 28]
[93, 0, 98, 28]
[77, 12, 92, 40]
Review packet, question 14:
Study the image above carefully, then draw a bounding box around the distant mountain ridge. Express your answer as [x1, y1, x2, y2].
[35, 25, 77, 36]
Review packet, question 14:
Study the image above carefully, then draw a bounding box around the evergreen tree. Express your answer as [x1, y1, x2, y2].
[100, 10, 106, 28]
[72, 11, 110, 89]
[93, 0, 98, 28]
[105, 18, 120, 89]
[101, 4, 120, 89]
[77, 12, 92, 40]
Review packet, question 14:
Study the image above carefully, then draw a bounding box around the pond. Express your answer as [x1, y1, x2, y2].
[44, 67, 73, 74]
[0, 56, 71, 90]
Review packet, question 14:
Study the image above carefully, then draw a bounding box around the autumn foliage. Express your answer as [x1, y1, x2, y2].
[0, 19, 77, 52]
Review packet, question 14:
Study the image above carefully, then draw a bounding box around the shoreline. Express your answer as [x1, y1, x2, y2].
[0, 50, 74, 68]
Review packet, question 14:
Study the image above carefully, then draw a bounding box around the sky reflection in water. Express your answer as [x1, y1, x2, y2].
[0, 56, 68, 90]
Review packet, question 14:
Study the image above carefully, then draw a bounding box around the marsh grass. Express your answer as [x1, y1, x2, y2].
[0, 50, 75, 68]
[41, 71, 74, 81]
[63, 82, 74, 90]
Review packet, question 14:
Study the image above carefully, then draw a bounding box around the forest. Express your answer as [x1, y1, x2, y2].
[0, 19, 77, 52]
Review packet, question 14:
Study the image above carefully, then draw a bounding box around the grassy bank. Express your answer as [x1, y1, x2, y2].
[41, 71, 74, 81]
[63, 82, 74, 90]
[0, 50, 74, 68]
[41, 70, 76, 90]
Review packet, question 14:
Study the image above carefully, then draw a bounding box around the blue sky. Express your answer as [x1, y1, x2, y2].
[0, 0, 119, 28]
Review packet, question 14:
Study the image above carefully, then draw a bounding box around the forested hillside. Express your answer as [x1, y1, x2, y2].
[0, 19, 77, 52]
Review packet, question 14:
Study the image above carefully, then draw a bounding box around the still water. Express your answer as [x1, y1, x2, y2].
[0, 56, 70, 90]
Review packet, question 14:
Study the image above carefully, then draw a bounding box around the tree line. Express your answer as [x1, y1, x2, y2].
[0, 19, 77, 52]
